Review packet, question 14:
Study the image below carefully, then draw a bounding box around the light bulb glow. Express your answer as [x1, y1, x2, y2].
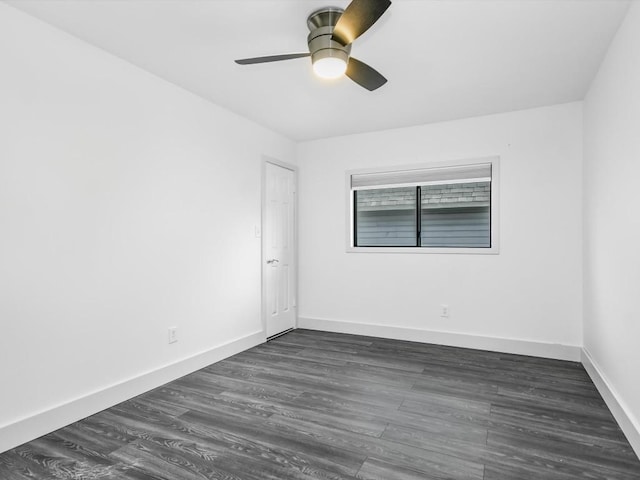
[313, 57, 347, 79]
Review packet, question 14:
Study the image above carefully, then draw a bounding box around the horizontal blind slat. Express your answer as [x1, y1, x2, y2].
[352, 163, 491, 188]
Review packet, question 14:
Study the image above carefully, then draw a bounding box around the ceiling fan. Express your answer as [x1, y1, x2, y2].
[234, 0, 392, 91]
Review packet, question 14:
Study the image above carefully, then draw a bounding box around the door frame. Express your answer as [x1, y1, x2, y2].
[261, 156, 298, 340]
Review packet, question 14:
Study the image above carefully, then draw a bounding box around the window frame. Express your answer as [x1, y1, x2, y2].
[346, 156, 500, 254]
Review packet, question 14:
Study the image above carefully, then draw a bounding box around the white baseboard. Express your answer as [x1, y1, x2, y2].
[0, 330, 265, 454]
[298, 317, 581, 361]
[581, 348, 640, 458]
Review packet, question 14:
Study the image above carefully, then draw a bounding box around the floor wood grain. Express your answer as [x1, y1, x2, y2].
[2, 329, 639, 479]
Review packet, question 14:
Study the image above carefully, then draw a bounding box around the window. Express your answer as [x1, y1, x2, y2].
[348, 158, 499, 253]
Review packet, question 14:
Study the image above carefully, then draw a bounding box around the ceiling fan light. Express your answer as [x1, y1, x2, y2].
[311, 48, 349, 79]
[313, 56, 347, 79]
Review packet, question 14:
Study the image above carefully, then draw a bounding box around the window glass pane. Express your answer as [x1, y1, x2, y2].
[420, 181, 491, 247]
[355, 187, 417, 246]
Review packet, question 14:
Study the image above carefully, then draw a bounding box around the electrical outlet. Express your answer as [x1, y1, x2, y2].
[440, 304, 450, 318]
[168, 327, 178, 344]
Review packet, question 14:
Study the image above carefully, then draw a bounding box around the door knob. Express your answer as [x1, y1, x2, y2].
[266, 259, 279, 264]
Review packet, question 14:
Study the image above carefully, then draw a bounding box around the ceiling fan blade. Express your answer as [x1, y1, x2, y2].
[332, 0, 391, 46]
[346, 57, 387, 91]
[235, 53, 310, 65]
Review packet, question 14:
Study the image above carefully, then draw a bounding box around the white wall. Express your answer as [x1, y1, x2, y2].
[297, 103, 583, 357]
[583, 1, 640, 448]
[0, 4, 294, 452]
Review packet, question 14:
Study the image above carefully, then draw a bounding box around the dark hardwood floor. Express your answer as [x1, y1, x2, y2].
[2, 329, 639, 479]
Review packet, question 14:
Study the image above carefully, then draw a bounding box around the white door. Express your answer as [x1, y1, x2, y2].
[263, 161, 296, 338]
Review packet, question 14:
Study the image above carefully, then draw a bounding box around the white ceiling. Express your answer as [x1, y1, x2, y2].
[7, 0, 630, 141]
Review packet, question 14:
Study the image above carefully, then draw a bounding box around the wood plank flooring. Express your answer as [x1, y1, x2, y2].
[1, 329, 639, 479]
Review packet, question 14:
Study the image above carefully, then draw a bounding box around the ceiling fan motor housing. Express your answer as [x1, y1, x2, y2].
[307, 8, 351, 66]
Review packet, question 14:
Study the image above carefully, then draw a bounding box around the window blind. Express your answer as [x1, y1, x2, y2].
[351, 163, 492, 189]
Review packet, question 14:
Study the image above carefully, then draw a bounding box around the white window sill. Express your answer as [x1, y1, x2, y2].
[346, 246, 499, 255]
